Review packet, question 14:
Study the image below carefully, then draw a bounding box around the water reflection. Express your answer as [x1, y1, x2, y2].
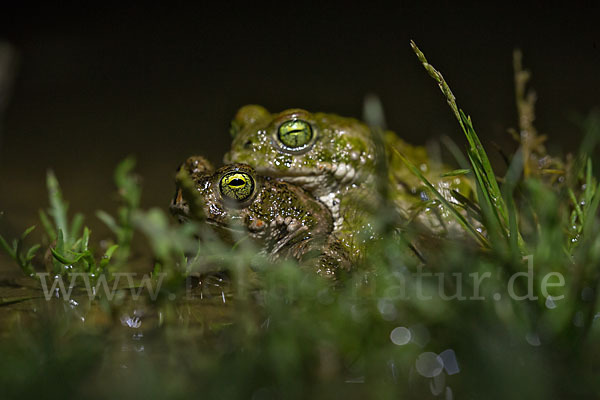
[120, 312, 142, 329]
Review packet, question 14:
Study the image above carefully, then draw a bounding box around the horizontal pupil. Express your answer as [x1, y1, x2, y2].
[229, 178, 245, 187]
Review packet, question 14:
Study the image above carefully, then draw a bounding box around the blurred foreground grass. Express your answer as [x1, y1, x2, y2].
[0, 44, 599, 399]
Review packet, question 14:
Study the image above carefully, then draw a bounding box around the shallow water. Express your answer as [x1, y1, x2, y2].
[0, 268, 239, 396]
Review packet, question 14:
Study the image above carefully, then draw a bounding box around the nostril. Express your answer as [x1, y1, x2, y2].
[244, 140, 252, 149]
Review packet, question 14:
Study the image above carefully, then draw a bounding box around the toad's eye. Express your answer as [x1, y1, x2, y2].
[219, 172, 255, 201]
[277, 119, 313, 149]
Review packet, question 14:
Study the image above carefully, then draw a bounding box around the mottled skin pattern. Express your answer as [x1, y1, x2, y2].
[170, 156, 349, 277]
[224, 105, 475, 259]
[225, 106, 377, 199]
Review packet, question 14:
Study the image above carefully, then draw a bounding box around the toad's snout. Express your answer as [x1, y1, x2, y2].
[169, 188, 190, 222]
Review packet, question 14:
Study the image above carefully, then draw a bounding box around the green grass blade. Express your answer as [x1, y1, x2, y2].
[50, 247, 79, 265]
[26, 244, 41, 261]
[394, 148, 488, 247]
[451, 189, 482, 218]
[114, 157, 136, 189]
[467, 151, 506, 245]
[502, 149, 525, 254]
[69, 213, 84, 245]
[568, 189, 584, 232]
[460, 111, 507, 222]
[46, 170, 69, 243]
[468, 152, 504, 228]
[0, 234, 16, 259]
[20, 225, 36, 239]
[114, 156, 141, 208]
[441, 135, 470, 170]
[96, 210, 119, 235]
[15, 236, 24, 267]
[80, 227, 90, 252]
[441, 169, 471, 178]
[411, 41, 508, 230]
[575, 111, 600, 169]
[100, 244, 119, 270]
[56, 229, 65, 251]
[38, 209, 56, 241]
[410, 41, 462, 125]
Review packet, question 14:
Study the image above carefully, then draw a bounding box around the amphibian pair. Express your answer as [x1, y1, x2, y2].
[225, 106, 473, 247]
[171, 105, 475, 275]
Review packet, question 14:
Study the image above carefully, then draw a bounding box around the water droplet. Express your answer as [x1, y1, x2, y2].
[390, 326, 411, 345]
[415, 352, 444, 378]
[545, 296, 557, 309]
[120, 314, 142, 329]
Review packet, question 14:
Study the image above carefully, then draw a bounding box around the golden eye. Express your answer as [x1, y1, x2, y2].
[219, 172, 255, 201]
[277, 119, 313, 149]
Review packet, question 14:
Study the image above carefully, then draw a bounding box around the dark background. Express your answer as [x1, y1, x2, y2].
[0, 3, 599, 239]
